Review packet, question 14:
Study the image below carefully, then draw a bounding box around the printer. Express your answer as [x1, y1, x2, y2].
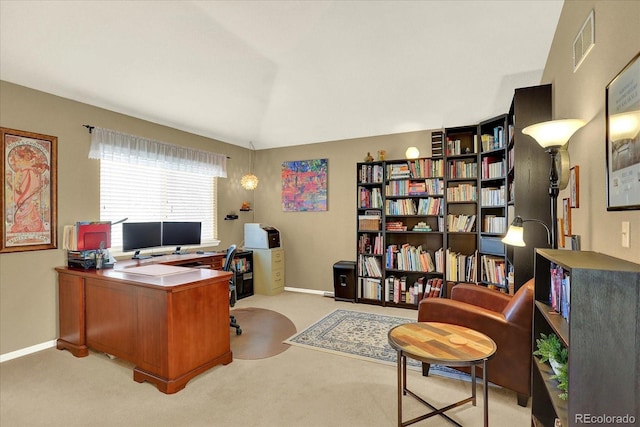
[244, 223, 281, 249]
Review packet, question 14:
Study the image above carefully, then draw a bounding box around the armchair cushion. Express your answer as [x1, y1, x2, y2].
[418, 279, 534, 406]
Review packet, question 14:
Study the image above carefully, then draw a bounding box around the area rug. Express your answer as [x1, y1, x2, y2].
[284, 308, 469, 381]
[230, 307, 297, 360]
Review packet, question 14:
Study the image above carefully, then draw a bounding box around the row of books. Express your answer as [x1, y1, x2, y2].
[446, 214, 476, 232]
[482, 215, 506, 234]
[358, 163, 384, 184]
[359, 187, 383, 209]
[481, 255, 506, 285]
[481, 157, 506, 179]
[446, 183, 477, 202]
[385, 218, 444, 232]
[447, 160, 478, 179]
[385, 179, 444, 196]
[385, 198, 417, 215]
[358, 232, 384, 255]
[357, 254, 383, 277]
[445, 249, 477, 282]
[405, 158, 444, 178]
[480, 126, 506, 151]
[232, 257, 251, 273]
[550, 264, 570, 321]
[385, 276, 443, 305]
[446, 135, 479, 156]
[386, 163, 411, 179]
[480, 186, 506, 206]
[385, 244, 443, 273]
[359, 277, 383, 300]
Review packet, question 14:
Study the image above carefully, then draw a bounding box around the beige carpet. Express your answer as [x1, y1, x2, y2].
[0, 291, 531, 427]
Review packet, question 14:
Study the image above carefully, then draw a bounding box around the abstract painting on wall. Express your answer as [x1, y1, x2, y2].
[282, 159, 328, 212]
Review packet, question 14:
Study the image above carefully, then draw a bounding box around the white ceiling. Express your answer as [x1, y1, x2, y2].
[0, 1, 563, 150]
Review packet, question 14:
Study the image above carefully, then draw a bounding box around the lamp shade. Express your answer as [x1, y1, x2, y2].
[522, 119, 586, 148]
[405, 146, 420, 159]
[502, 224, 526, 247]
[240, 173, 259, 190]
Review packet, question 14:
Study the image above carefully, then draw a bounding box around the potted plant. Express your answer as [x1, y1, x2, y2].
[551, 361, 568, 400]
[533, 333, 568, 374]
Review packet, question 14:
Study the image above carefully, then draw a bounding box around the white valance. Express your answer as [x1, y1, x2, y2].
[88, 127, 227, 177]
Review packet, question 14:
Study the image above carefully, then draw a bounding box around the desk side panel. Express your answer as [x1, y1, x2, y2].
[85, 278, 138, 360]
[57, 273, 88, 356]
[167, 277, 231, 378]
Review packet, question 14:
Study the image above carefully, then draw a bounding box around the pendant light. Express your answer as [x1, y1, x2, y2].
[241, 142, 259, 190]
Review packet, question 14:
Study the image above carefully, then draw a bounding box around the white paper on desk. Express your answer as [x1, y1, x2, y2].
[123, 264, 194, 277]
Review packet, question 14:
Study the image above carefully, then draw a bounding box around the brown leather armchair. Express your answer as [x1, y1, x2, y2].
[417, 279, 534, 406]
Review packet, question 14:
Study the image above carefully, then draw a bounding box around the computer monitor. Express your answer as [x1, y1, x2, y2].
[122, 222, 162, 257]
[162, 222, 201, 253]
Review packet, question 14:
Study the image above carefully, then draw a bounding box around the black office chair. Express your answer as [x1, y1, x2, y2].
[223, 244, 242, 335]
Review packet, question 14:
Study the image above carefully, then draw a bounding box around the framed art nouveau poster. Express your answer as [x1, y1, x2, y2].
[605, 52, 640, 210]
[1, 127, 58, 252]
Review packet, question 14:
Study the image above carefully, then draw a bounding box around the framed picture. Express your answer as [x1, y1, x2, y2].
[281, 159, 328, 212]
[563, 198, 571, 236]
[558, 218, 565, 248]
[605, 52, 640, 210]
[1, 127, 57, 252]
[570, 165, 580, 208]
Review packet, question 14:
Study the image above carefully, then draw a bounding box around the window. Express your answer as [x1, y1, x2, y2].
[100, 159, 218, 252]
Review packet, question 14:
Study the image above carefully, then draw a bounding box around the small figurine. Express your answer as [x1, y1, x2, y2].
[365, 152, 374, 162]
[240, 202, 251, 211]
[378, 150, 386, 161]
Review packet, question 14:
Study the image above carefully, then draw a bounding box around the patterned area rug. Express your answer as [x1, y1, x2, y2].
[284, 308, 469, 381]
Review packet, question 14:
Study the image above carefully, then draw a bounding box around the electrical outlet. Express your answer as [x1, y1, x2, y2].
[621, 221, 630, 248]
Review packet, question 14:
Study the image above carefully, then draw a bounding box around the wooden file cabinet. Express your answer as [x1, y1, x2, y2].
[252, 248, 285, 295]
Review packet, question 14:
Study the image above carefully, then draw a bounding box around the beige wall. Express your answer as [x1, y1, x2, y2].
[2, 0, 639, 357]
[0, 81, 254, 354]
[541, 0, 640, 262]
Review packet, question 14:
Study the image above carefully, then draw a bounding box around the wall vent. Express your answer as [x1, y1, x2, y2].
[573, 10, 595, 72]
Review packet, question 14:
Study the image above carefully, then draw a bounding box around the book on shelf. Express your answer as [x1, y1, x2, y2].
[481, 254, 506, 285]
[359, 277, 382, 300]
[550, 263, 570, 322]
[445, 249, 477, 282]
[446, 214, 476, 232]
[359, 163, 384, 184]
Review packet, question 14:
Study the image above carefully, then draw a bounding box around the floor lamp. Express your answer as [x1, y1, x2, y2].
[521, 119, 586, 249]
[502, 216, 552, 248]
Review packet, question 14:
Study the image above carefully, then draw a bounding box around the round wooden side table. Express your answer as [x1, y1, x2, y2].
[388, 321, 497, 427]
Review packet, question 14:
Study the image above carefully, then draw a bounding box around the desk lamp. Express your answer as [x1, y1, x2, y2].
[522, 119, 585, 248]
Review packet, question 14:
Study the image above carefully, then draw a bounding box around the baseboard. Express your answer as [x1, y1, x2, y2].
[1, 340, 57, 363]
[284, 286, 327, 296]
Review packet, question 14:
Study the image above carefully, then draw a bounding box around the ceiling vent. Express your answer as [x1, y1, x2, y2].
[573, 10, 595, 72]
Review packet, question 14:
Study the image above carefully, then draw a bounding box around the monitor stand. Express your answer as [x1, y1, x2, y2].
[132, 250, 152, 260]
[172, 246, 187, 255]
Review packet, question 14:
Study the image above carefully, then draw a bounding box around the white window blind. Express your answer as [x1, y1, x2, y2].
[100, 159, 218, 252]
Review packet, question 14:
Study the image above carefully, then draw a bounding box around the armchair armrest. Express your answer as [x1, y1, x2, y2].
[450, 284, 512, 312]
[418, 298, 508, 331]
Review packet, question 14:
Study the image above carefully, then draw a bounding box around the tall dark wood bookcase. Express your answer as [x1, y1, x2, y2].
[355, 84, 555, 307]
[478, 114, 509, 290]
[508, 84, 553, 292]
[532, 249, 640, 427]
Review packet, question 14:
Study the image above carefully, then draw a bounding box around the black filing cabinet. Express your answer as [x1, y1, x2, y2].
[234, 250, 254, 299]
[333, 260, 356, 302]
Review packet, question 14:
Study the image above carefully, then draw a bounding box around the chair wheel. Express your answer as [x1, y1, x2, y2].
[236, 328, 242, 335]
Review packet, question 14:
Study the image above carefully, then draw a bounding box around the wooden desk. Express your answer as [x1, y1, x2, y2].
[55, 252, 231, 394]
[388, 322, 497, 427]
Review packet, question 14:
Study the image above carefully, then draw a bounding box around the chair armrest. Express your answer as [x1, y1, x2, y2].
[450, 284, 512, 312]
[418, 298, 508, 330]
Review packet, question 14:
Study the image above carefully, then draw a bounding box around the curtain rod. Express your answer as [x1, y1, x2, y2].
[82, 124, 231, 159]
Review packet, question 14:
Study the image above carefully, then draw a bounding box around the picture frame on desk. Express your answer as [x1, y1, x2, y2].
[0, 127, 57, 253]
[605, 52, 640, 211]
